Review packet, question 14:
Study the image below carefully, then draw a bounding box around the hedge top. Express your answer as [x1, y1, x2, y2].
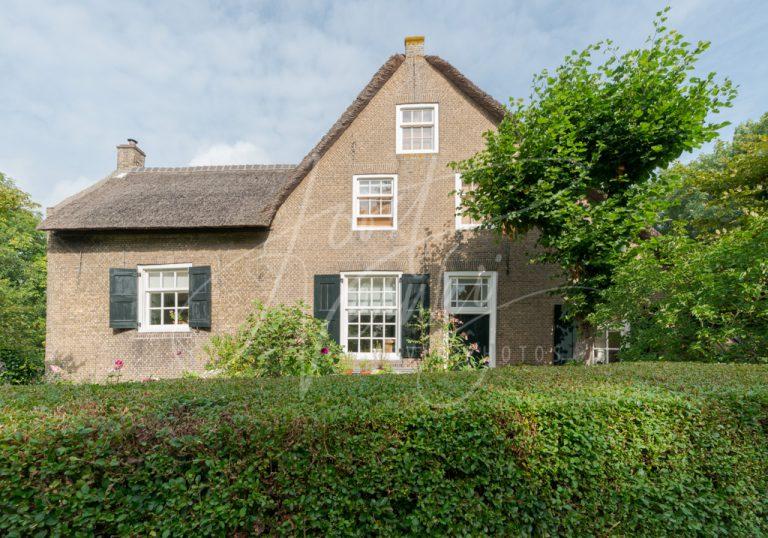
[2, 362, 767, 430]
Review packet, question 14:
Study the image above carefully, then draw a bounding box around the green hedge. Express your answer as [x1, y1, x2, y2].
[1, 363, 767, 535]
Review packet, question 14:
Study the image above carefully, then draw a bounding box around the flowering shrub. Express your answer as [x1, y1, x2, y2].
[410, 308, 489, 371]
[205, 301, 342, 378]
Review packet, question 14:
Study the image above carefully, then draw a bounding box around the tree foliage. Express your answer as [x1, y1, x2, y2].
[0, 173, 46, 384]
[594, 114, 768, 362]
[456, 9, 735, 324]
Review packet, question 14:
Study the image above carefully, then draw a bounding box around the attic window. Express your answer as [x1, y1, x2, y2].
[396, 104, 438, 154]
[353, 175, 397, 230]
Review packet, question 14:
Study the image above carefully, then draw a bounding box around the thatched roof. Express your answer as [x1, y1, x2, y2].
[40, 53, 504, 232]
[39, 165, 296, 231]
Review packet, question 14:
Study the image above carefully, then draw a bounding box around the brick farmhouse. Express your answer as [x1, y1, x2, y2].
[40, 37, 608, 381]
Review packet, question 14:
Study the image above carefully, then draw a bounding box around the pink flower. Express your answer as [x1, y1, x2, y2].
[320, 347, 329, 355]
[50, 365, 63, 374]
[175, 349, 183, 357]
[113, 359, 124, 370]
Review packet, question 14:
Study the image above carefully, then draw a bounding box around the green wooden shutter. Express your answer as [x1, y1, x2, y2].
[553, 304, 577, 364]
[189, 266, 212, 329]
[109, 268, 138, 329]
[401, 274, 430, 358]
[314, 275, 341, 343]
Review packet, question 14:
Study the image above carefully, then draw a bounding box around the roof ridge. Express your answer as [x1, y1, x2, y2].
[129, 164, 296, 173]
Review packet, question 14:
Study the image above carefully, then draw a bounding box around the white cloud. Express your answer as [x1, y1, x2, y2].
[189, 142, 272, 166]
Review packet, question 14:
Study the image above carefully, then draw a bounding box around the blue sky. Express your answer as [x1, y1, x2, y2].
[1, 0, 766, 208]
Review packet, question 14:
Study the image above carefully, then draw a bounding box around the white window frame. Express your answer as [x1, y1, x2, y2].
[455, 173, 481, 230]
[592, 326, 627, 364]
[340, 271, 402, 360]
[396, 103, 439, 154]
[137, 263, 192, 333]
[352, 174, 398, 231]
[443, 271, 497, 367]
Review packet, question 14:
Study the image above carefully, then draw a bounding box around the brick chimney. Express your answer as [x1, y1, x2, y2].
[116, 138, 145, 170]
[404, 35, 425, 57]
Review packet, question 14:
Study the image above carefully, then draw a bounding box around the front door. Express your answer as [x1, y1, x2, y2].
[444, 271, 497, 366]
[455, 314, 490, 360]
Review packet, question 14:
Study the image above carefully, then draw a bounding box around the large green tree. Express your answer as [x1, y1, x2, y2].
[456, 10, 735, 349]
[0, 173, 46, 383]
[593, 116, 768, 362]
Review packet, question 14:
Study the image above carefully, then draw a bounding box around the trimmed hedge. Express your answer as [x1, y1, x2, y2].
[1, 363, 767, 535]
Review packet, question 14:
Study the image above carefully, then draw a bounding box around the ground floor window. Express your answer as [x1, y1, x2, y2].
[138, 264, 191, 332]
[342, 273, 399, 358]
[592, 328, 623, 363]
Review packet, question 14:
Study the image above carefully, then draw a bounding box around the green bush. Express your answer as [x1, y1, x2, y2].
[205, 300, 342, 377]
[410, 308, 489, 371]
[1, 363, 767, 535]
[0, 348, 44, 385]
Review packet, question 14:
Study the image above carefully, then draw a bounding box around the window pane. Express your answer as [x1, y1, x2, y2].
[163, 310, 174, 325]
[360, 339, 371, 352]
[385, 325, 396, 337]
[608, 331, 621, 348]
[381, 181, 392, 195]
[360, 325, 371, 337]
[163, 293, 175, 307]
[150, 310, 161, 325]
[348, 340, 358, 352]
[451, 277, 489, 308]
[150, 293, 161, 308]
[384, 339, 396, 353]
[402, 109, 412, 123]
[149, 272, 162, 289]
[178, 308, 189, 324]
[348, 292, 358, 307]
[385, 313, 396, 324]
[349, 311, 359, 323]
[178, 293, 188, 307]
[380, 201, 392, 215]
[422, 108, 433, 122]
[349, 325, 359, 337]
[162, 272, 175, 289]
[372, 325, 383, 338]
[360, 279, 371, 292]
[177, 271, 189, 290]
[359, 181, 370, 195]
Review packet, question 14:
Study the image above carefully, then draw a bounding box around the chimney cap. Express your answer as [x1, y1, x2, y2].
[127, 138, 138, 145]
[404, 35, 425, 57]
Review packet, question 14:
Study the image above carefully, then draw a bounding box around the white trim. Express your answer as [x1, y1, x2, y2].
[396, 103, 439, 154]
[443, 271, 497, 367]
[137, 263, 192, 333]
[352, 174, 398, 231]
[455, 173, 481, 230]
[340, 271, 402, 360]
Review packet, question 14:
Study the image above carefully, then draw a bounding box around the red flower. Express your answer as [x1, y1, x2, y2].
[320, 347, 329, 355]
[113, 359, 124, 370]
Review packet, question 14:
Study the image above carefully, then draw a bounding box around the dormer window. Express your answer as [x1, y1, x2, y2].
[396, 104, 439, 154]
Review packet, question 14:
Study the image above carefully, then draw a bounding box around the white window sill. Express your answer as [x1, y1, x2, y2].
[138, 325, 191, 334]
[347, 353, 401, 361]
[396, 149, 438, 155]
[352, 226, 398, 232]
